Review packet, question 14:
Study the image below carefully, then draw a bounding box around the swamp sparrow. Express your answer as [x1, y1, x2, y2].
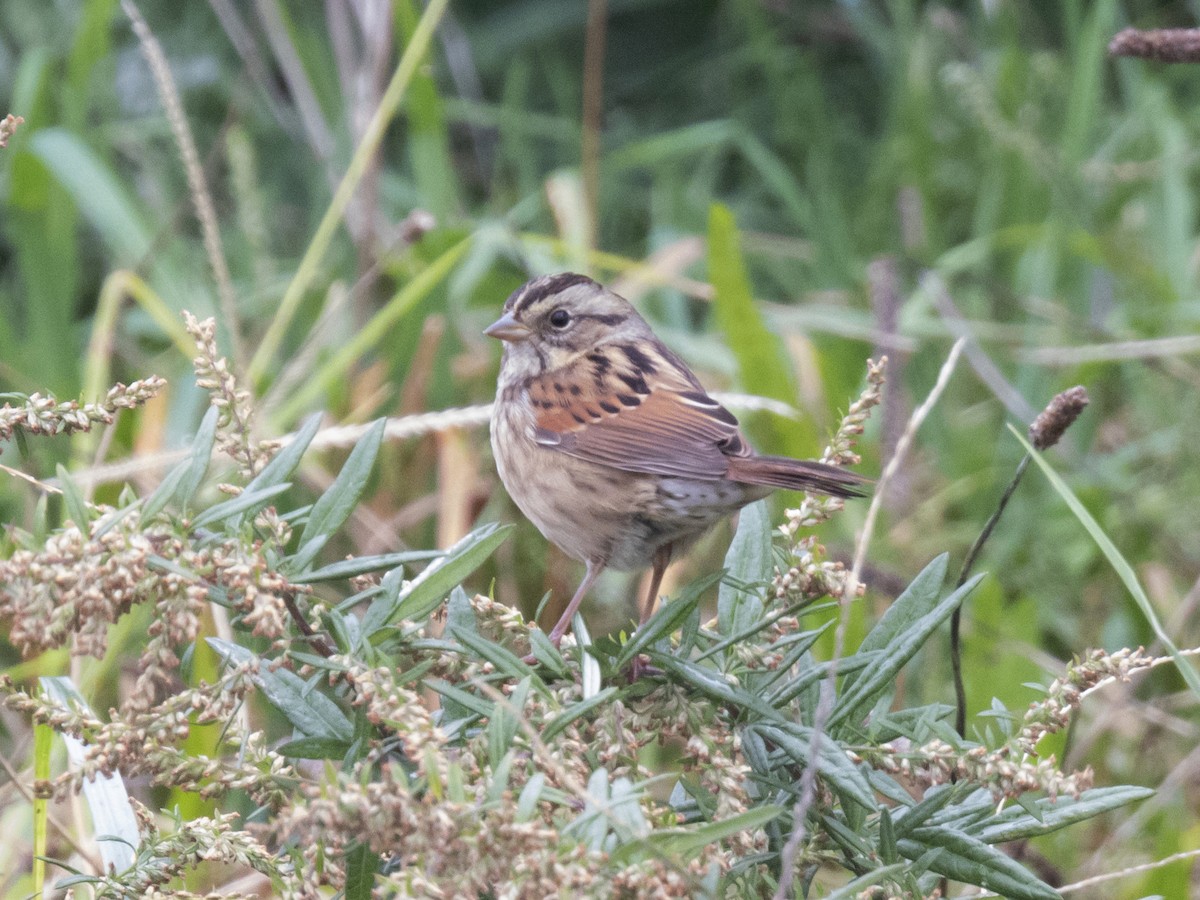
[486, 273, 867, 646]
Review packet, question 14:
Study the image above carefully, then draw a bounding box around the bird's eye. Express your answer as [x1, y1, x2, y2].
[549, 309, 571, 328]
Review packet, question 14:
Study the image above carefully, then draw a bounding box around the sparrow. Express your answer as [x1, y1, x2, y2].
[486, 273, 867, 647]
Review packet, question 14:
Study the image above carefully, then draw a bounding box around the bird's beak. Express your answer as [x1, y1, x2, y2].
[484, 312, 532, 342]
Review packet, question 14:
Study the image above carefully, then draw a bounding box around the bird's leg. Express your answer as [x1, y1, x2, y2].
[547, 559, 604, 646]
[626, 544, 673, 680]
[639, 543, 673, 626]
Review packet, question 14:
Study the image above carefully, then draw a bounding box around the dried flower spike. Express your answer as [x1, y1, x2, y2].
[1028, 385, 1089, 451]
[1109, 27, 1200, 63]
[0, 377, 166, 443]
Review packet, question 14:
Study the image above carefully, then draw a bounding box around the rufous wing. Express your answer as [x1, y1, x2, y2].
[528, 342, 749, 480]
[527, 342, 870, 498]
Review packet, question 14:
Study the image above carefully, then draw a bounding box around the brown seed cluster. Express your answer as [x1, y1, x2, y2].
[1028, 385, 1089, 451]
[0, 377, 165, 442]
[775, 358, 883, 605]
[184, 312, 277, 477]
[867, 737, 1094, 802]
[0, 499, 299, 712]
[1016, 646, 1153, 753]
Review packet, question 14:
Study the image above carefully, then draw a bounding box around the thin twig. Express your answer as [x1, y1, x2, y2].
[0, 750, 104, 872]
[952, 386, 1089, 735]
[773, 339, 966, 898]
[581, 0, 608, 253]
[951, 455, 1031, 736]
[282, 591, 335, 658]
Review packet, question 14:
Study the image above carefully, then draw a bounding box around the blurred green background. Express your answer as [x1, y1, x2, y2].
[2, 0, 1199, 895]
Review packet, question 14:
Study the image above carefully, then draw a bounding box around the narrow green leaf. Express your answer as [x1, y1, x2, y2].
[751, 723, 875, 811]
[697, 606, 830, 663]
[528, 627, 568, 677]
[564, 768, 614, 852]
[425, 679, 494, 720]
[141, 458, 193, 521]
[707, 203, 810, 454]
[880, 807, 898, 864]
[488, 678, 531, 768]
[395, 0, 461, 218]
[821, 863, 911, 900]
[767, 649, 882, 707]
[516, 773, 546, 822]
[610, 805, 784, 865]
[972, 785, 1154, 844]
[277, 737, 354, 759]
[488, 748, 517, 803]
[292, 418, 386, 571]
[360, 567, 408, 638]
[867, 703, 957, 743]
[92, 501, 141, 540]
[850, 554, 949, 664]
[829, 574, 985, 731]
[615, 573, 716, 669]
[190, 483, 292, 530]
[820, 811, 876, 858]
[180, 407, 220, 512]
[207, 639, 352, 742]
[246, 412, 323, 494]
[891, 783, 970, 838]
[292, 549, 443, 584]
[445, 586, 477, 637]
[56, 464, 90, 530]
[450, 624, 540, 688]
[898, 827, 1061, 900]
[343, 841, 379, 900]
[387, 523, 512, 624]
[30, 128, 152, 262]
[1012, 425, 1200, 700]
[541, 687, 618, 741]
[717, 500, 771, 638]
[648, 654, 780, 721]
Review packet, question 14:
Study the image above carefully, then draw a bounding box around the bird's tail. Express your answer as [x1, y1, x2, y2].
[726, 455, 870, 499]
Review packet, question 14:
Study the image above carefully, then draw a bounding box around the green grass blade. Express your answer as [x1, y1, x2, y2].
[30, 128, 151, 262]
[249, 0, 452, 383]
[1010, 425, 1200, 700]
[707, 204, 814, 455]
[272, 235, 471, 423]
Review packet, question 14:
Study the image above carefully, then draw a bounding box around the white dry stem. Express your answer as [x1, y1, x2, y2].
[773, 338, 966, 899]
[55, 393, 803, 491]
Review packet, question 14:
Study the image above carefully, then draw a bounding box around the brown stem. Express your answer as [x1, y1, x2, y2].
[581, 0, 608, 251]
[283, 590, 336, 657]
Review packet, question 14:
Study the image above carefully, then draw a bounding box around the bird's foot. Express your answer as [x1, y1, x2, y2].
[522, 628, 563, 666]
[626, 654, 662, 681]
